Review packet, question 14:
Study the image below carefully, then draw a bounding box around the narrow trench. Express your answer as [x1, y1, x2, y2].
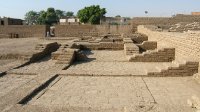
[18, 74, 60, 105]
[141, 77, 157, 104]
[0, 72, 6, 77]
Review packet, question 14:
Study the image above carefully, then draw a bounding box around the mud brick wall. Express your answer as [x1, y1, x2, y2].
[131, 34, 148, 43]
[136, 41, 157, 51]
[0, 25, 47, 38]
[123, 38, 139, 55]
[124, 43, 139, 55]
[138, 25, 200, 81]
[132, 15, 200, 26]
[24, 42, 59, 63]
[128, 48, 175, 62]
[99, 42, 124, 50]
[80, 42, 124, 50]
[52, 49, 75, 65]
[95, 25, 135, 34]
[54, 25, 135, 37]
[54, 25, 95, 37]
[148, 61, 199, 77]
[0, 34, 9, 38]
[171, 15, 200, 23]
[132, 17, 170, 26]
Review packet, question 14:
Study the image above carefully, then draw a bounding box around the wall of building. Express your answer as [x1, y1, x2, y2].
[54, 25, 135, 37]
[128, 48, 175, 62]
[54, 25, 95, 37]
[0, 24, 134, 38]
[101, 17, 131, 25]
[96, 25, 134, 34]
[132, 17, 170, 26]
[123, 38, 139, 55]
[138, 25, 200, 81]
[132, 15, 200, 26]
[136, 41, 157, 51]
[0, 25, 48, 38]
[0, 18, 23, 26]
[192, 12, 200, 16]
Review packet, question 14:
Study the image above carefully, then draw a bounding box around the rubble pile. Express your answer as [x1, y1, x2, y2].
[169, 22, 200, 32]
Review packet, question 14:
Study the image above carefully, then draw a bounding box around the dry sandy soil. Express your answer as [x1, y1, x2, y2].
[0, 39, 200, 112]
[30, 76, 200, 112]
[0, 38, 39, 55]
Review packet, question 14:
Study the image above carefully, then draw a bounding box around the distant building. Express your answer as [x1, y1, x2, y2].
[0, 17, 23, 26]
[101, 17, 131, 25]
[59, 17, 80, 25]
[191, 12, 200, 16]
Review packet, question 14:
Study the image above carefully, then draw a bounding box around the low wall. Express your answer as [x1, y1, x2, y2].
[148, 61, 199, 77]
[131, 34, 148, 44]
[54, 25, 95, 37]
[123, 38, 139, 55]
[137, 41, 157, 51]
[95, 25, 134, 34]
[52, 48, 75, 65]
[23, 42, 59, 63]
[132, 17, 170, 26]
[132, 15, 200, 27]
[0, 25, 47, 38]
[128, 48, 175, 62]
[54, 25, 135, 37]
[138, 25, 200, 81]
[79, 42, 124, 50]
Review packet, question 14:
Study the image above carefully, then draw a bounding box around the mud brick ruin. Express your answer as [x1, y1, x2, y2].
[1, 14, 200, 112]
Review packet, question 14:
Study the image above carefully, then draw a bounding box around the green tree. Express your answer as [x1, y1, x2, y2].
[45, 7, 57, 25]
[56, 9, 65, 21]
[77, 5, 106, 24]
[24, 11, 39, 25]
[25, 8, 67, 25]
[37, 10, 47, 25]
[66, 11, 74, 17]
[115, 15, 121, 18]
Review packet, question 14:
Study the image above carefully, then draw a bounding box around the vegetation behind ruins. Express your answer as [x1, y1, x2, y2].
[77, 5, 106, 24]
[24, 5, 106, 25]
[24, 8, 74, 25]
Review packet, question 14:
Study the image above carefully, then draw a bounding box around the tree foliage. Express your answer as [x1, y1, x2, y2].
[24, 8, 72, 25]
[24, 11, 39, 25]
[37, 10, 47, 25]
[66, 11, 74, 17]
[56, 9, 65, 21]
[45, 8, 57, 25]
[77, 5, 106, 24]
[115, 15, 121, 17]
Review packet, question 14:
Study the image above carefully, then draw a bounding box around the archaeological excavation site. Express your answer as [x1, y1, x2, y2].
[1, 13, 200, 112]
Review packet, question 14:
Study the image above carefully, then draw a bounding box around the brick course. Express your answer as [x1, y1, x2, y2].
[0, 25, 48, 38]
[138, 25, 200, 78]
[128, 48, 175, 62]
[54, 25, 135, 37]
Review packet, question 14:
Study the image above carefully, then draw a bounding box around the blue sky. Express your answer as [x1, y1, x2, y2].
[0, 0, 200, 19]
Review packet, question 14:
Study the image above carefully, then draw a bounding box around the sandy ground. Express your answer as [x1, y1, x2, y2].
[9, 56, 57, 75]
[0, 59, 15, 66]
[0, 42, 199, 112]
[0, 59, 25, 73]
[83, 50, 127, 62]
[61, 62, 173, 76]
[30, 76, 200, 112]
[0, 75, 35, 98]
[0, 38, 39, 55]
[32, 76, 155, 111]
